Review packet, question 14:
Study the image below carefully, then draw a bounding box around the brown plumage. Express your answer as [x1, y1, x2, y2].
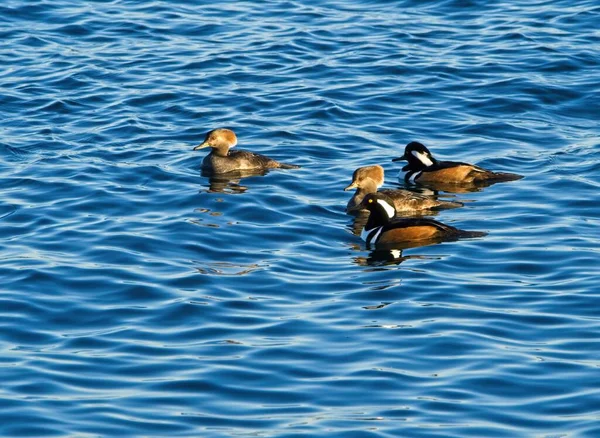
[194, 128, 300, 173]
[376, 225, 443, 244]
[392, 141, 522, 185]
[353, 193, 486, 249]
[344, 165, 462, 214]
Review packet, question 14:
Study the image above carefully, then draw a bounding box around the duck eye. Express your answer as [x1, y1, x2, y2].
[368, 199, 373, 203]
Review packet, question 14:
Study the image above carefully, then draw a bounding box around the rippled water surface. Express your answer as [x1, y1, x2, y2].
[1, 0, 600, 436]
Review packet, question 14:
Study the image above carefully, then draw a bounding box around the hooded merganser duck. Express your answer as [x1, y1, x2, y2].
[392, 141, 523, 185]
[350, 192, 486, 248]
[344, 165, 462, 214]
[193, 128, 300, 173]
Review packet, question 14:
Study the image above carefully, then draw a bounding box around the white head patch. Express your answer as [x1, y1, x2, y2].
[377, 199, 396, 219]
[412, 150, 434, 167]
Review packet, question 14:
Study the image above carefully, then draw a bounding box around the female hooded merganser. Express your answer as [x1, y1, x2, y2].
[392, 141, 522, 185]
[350, 192, 486, 248]
[344, 165, 462, 214]
[194, 128, 300, 173]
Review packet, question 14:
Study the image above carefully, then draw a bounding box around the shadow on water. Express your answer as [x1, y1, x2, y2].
[200, 168, 270, 194]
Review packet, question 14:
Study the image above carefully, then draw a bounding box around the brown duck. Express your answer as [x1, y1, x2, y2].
[194, 128, 300, 173]
[344, 165, 462, 214]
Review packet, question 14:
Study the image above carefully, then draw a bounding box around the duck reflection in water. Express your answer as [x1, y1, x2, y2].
[201, 168, 270, 194]
[351, 244, 431, 267]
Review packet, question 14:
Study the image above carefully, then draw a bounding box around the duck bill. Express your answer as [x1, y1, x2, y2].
[344, 182, 358, 191]
[391, 154, 407, 162]
[193, 142, 210, 150]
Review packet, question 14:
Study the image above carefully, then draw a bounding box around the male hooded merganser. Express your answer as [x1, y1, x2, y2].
[392, 141, 522, 185]
[194, 128, 300, 173]
[344, 165, 462, 213]
[350, 192, 486, 247]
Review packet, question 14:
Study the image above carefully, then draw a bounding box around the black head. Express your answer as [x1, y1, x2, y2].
[392, 141, 437, 171]
[358, 192, 397, 226]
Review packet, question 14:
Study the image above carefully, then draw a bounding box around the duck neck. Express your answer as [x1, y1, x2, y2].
[361, 178, 379, 195]
[211, 145, 230, 157]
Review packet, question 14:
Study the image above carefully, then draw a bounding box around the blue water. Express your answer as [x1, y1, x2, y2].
[1, 0, 599, 436]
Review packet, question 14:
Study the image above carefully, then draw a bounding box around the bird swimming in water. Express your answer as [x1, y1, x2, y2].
[350, 192, 486, 249]
[345, 165, 462, 214]
[392, 141, 522, 185]
[194, 128, 300, 173]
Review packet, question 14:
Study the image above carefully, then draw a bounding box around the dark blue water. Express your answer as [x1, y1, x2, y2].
[1, 1, 599, 436]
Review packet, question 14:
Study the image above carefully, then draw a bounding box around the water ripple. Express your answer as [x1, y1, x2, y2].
[1, 0, 599, 436]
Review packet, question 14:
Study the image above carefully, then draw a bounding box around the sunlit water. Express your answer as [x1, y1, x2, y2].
[1, 1, 599, 436]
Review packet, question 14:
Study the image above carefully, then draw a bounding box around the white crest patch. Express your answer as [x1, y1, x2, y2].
[412, 150, 434, 167]
[377, 199, 396, 219]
